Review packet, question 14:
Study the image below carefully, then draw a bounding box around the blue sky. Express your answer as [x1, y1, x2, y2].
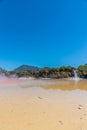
[0, 0, 87, 70]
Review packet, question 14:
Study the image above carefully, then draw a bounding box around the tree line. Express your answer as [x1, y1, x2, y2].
[8, 64, 87, 79]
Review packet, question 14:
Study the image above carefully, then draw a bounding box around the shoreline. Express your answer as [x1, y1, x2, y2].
[0, 79, 87, 130]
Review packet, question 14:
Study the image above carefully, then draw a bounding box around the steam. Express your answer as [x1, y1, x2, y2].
[0, 73, 18, 84]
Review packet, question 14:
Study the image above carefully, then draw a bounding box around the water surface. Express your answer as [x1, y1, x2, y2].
[0, 79, 87, 130]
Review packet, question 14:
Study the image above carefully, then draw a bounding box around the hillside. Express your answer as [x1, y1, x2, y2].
[14, 65, 40, 72]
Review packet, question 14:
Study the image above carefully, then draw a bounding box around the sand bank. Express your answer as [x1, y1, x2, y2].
[0, 79, 87, 130]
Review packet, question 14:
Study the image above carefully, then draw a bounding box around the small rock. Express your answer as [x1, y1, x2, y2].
[38, 97, 42, 99]
[59, 120, 63, 125]
[78, 105, 83, 110]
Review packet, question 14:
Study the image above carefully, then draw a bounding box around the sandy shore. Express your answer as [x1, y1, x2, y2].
[0, 79, 87, 130]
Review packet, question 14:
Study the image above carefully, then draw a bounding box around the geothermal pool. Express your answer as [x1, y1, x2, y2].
[0, 78, 87, 130]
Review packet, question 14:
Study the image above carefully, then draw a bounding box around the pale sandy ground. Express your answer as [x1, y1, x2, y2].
[0, 79, 87, 130]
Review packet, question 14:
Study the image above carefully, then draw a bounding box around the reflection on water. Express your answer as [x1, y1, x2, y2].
[19, 79, 87, 91]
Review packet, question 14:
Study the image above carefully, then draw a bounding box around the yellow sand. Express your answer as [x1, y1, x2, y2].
[0, 79, 87, 130]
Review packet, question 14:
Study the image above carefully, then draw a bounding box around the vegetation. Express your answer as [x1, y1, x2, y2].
[0, 67, 9, 76]
[78, 64, 87, 78]
[10, 66, 75, 79]
[1, 64, 87, 79]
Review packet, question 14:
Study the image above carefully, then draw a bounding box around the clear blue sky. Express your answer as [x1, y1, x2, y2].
[0, 0, 87, 70]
